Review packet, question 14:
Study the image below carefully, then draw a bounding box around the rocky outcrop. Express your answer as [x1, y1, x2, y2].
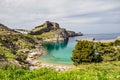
[29, 21, 60, 35]
[40, 28, 68, 42]
[67, 31, 83, 37]
[29, 21, 83, 42]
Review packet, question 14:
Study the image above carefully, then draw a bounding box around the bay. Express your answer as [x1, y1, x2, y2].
[38, 33, 120, 64]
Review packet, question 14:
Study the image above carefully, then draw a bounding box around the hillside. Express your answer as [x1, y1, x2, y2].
[0, 24, 40, 68]
[0, 24, 18, 35]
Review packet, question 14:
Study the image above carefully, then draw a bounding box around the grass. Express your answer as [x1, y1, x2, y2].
[35, 30, 59, 39]
[0, 61, 120, 80]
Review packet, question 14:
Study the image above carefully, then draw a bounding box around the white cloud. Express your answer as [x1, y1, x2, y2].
[0, 0, 120, 33]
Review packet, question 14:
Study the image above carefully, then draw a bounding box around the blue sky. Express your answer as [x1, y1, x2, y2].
[0, 0, 120, 34]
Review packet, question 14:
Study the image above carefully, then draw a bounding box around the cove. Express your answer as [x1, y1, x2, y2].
[38, 33, 120, 64]
[39, 37, 77, 64]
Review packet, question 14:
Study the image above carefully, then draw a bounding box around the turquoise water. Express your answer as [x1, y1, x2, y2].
[39, 38, 76, 64]
[39, 33, 120, 64]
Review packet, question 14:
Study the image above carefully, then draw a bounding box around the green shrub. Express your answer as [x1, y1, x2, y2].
[96, 42, 120, 61]
[114, 40, 120, 46]
[71, 41, 102, 65]
[72, 40, 120, 65]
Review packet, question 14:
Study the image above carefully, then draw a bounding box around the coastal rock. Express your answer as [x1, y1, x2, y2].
[29, 21, 69, 42]
[41, 28, 68, 42]
[29, 21, 83, 42]
[29, 21, 60, 35]
[67, 31, 83, 37]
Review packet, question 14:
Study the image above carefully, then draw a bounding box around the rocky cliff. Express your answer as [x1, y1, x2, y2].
[30, 21, 60, 35]
[29, 21, 83, 42]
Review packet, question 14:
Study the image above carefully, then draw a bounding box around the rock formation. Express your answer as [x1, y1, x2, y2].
[29, 21, 60, 35]
[67, 31, 83, 37]
[29, 21, 83, 42]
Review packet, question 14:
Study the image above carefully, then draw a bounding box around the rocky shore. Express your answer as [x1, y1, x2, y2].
[26, 45, 74, 71]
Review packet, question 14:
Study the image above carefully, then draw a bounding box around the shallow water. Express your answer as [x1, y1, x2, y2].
[38, 33, 120, 64]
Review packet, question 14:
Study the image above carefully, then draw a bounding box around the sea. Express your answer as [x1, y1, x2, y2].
[38, 33, 120, 65]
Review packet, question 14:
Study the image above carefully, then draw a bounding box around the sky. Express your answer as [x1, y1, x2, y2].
[0, 0, 120, 34]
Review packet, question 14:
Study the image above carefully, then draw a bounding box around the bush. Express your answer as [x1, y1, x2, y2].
[96, 42, 120, 61]
[71, 40, 120, 65]
[71, 41, 102, 65]
[114, 40, 120, 46]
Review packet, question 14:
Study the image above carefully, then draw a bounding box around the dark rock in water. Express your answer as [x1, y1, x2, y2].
[67, 31, 83, 37]
[76, 32, 83, 36]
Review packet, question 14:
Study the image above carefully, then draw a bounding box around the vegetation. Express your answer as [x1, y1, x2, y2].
[33, 23, 46, 31]
[71, 41, 102, 65]
[71, 40, 120, 65]
[114, 40, 120, 46]
[0, 34, 37, 68]
[0, 23, 120, 80]
[0, 61, 120, 80]
[35, 30, 58, 39]
[35, 29, 66, 40]
[96, 42, 120, 61]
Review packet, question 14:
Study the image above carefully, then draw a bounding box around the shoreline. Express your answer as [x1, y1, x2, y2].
[26, 36, 120, 71]
[26, 45, 74, 71]
[95, 39, 115, 42]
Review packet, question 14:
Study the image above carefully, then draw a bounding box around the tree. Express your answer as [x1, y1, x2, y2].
[71, 40, 102, 66]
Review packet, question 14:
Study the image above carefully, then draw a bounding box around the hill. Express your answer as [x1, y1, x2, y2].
[29, 21, 83, 42]
[0, 24, 41, 69]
